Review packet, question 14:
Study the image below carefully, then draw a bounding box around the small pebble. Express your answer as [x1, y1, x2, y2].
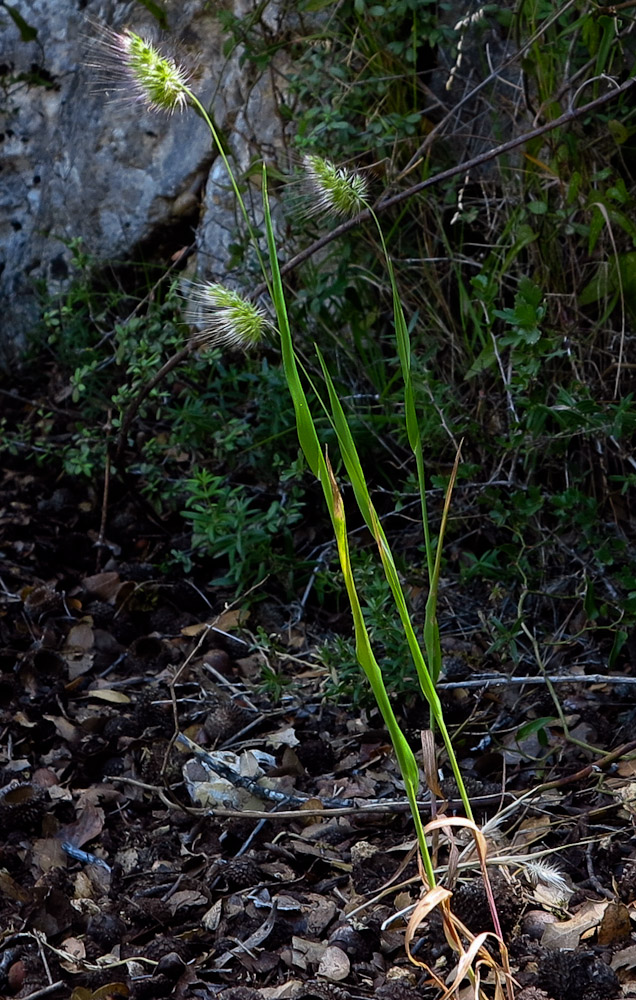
[522, 909, 558, 940]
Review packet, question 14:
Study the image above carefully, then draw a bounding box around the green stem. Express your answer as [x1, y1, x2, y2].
[186, 91, 271, 296]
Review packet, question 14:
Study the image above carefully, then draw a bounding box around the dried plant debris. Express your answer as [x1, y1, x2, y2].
[452, 872, 523, 936]
[536, 949, 620, 1000]
[2, 388, 636, 1000]
[0, 780, 48, 832]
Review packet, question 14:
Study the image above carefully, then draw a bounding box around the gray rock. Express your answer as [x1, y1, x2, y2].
[0, 0, 291, 360]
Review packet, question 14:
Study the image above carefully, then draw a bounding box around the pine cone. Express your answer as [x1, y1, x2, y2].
[537, 949, 619, 1000]
[618, 857, 636, 903]
[0, 781, 47, 832]
[203, 698, 254, 744]
[453, 872, 522, 936]
[214, 857, 262, 889]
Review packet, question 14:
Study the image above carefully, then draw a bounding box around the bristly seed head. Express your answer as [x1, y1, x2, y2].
[187, 283, 267, 351]
[303, 154, 368, 219]
[89, 26, 191, 114]
[523, 858, 570, 892]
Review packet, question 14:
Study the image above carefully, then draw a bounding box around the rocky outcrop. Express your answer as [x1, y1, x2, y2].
[0, 0, 291, 360]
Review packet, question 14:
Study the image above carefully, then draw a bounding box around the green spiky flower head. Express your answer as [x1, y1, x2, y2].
[92, 27, 191, 114]
[188, 284, 267, 351]
[303, 155, 368, 219]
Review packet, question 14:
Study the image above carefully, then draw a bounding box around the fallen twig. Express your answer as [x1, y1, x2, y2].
[19, 983, 65, 1000]
[114, 78, 635, 453]
[177, 731, 357, 808]
[254, 75, 636, 293]
[437, 672, 636, 689]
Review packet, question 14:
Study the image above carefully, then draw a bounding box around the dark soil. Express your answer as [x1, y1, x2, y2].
[2, 397, 636, 1000]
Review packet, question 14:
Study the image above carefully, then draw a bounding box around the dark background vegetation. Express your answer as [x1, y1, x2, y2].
[2, 0, 636, 704]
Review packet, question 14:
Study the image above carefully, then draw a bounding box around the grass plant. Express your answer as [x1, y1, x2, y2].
[5, 7, 636, 989]
[84, 24, 476, 885]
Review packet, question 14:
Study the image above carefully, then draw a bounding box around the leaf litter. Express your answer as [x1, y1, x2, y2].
[1, 461, 636, 1000]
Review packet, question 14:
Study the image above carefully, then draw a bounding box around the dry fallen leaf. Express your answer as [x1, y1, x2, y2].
[305, 894, 337, 935]
[32, 837, 67, 873]
[202, 898, 223, 931]
[66, 653, 95, 680]
[611, 943, 636, 971]
[181, 622, 212, 637]
[59, 936, 86, 973]
[317, 944, 351, 981]
[290, 936, 326, 970]
[181, 608, 248, 636]
[616, 758, 636, 778]
[260, 980, 304, 999]
[64, 621, 94, 653]
[541, 900, 608, 949]
[58, 801, 105, 848]
[266, 726, 300, 749]
[86, 689, 131, 704]
[512, 815, 553, 847]
[615, 781, 636, 817]
[43, 714, 79, 742]
[0, 869, 29, 902]
[72, 871, 95, 902]
[167, 888, 208, 915]
[81, 572, 122, 603]
[597, 901, 631, 945]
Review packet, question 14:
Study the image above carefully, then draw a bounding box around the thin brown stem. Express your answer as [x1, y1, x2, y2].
[252, 75, 635, 297]
[115, 76, 635, 458]
[114, 342, 193, 462]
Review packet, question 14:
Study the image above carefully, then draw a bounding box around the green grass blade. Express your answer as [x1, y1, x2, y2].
[369, 211, 434, 585]
[187, 91, 270, 291]
[367, 210, 443, 693]
[315, 347, 473, 820]
[262, 167, 322, 479]
[325, 456, 435, 886]
[262, 165, 438, 873]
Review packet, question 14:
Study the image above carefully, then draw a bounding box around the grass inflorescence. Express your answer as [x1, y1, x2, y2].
[5, 6, 636, 986]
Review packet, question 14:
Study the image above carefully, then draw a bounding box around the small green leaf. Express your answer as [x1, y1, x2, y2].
[608, 120, 630, 146]
[133, 0, 168, 29]
[5, 4, 38, 41]
[578, 254, 636, 317]
[518, 277, 543, 308]
[516, 717, 557, 741]
[578, 262, 611, 306]
[465, 343, 496, 379]
[608, 629, 628, 670]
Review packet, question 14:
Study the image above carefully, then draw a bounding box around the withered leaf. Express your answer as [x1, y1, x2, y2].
[598, 901, 631, 944]
[87, 689, 131, 704]
[167, 888, 208, 914]
[317, 945, 350, 981]
[541, 900, 607, 949]
[82, 572, 122, 603]
[64, 621, 94, 653]
[0, 869, 30, 902]
[58, 801, 105, 848]
[43, 714, 79, 742]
